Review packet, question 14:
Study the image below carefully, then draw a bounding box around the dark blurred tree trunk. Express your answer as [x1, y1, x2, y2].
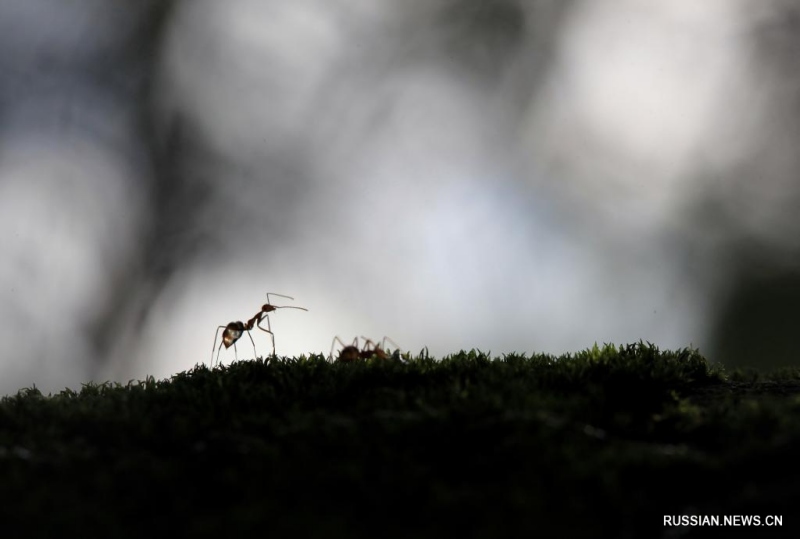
[85, 0, 181, 377]
[705, 1, 800, 370]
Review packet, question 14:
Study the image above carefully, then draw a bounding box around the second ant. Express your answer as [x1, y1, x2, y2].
[329, 335, 406, 363]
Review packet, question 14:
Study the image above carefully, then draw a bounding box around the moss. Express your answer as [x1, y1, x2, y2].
[0, 342, 796, 538]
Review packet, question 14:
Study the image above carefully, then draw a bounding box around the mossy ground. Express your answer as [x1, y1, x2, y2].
[1, 342, 797, 538]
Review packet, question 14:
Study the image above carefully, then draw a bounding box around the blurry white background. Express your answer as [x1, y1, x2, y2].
[1, 0, 799, 396]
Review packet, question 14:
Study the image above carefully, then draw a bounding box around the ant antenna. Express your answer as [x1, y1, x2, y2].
[252, 292, 309, 357]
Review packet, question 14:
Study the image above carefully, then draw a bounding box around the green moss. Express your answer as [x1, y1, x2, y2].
[0, 342, 796, 538]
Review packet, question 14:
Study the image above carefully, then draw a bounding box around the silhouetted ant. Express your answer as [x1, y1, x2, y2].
[329, 335, 405, 363]
[211, 292, 308, 367]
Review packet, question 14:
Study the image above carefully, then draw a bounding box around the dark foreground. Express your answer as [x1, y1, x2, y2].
[1, 343, 798, 538]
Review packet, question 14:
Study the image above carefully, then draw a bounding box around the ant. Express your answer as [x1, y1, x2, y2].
[211, 292, 308, 367]
[329, 336, 361, 363]
[329, 335, 405, 363]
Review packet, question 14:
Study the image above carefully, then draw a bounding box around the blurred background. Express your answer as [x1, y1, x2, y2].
[1, 0, 799, 396]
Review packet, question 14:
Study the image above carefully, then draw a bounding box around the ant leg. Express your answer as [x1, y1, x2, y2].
[381, 336, 403, 354]
[212, 326, 226, 367]
[246, 330, 258, 359]
[215, 341, 224, 368]
[256, 316, 276, 357]
[380, 336, 405, 362]
[215, 339, 231, 367]
[329, 336, 339, 361]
